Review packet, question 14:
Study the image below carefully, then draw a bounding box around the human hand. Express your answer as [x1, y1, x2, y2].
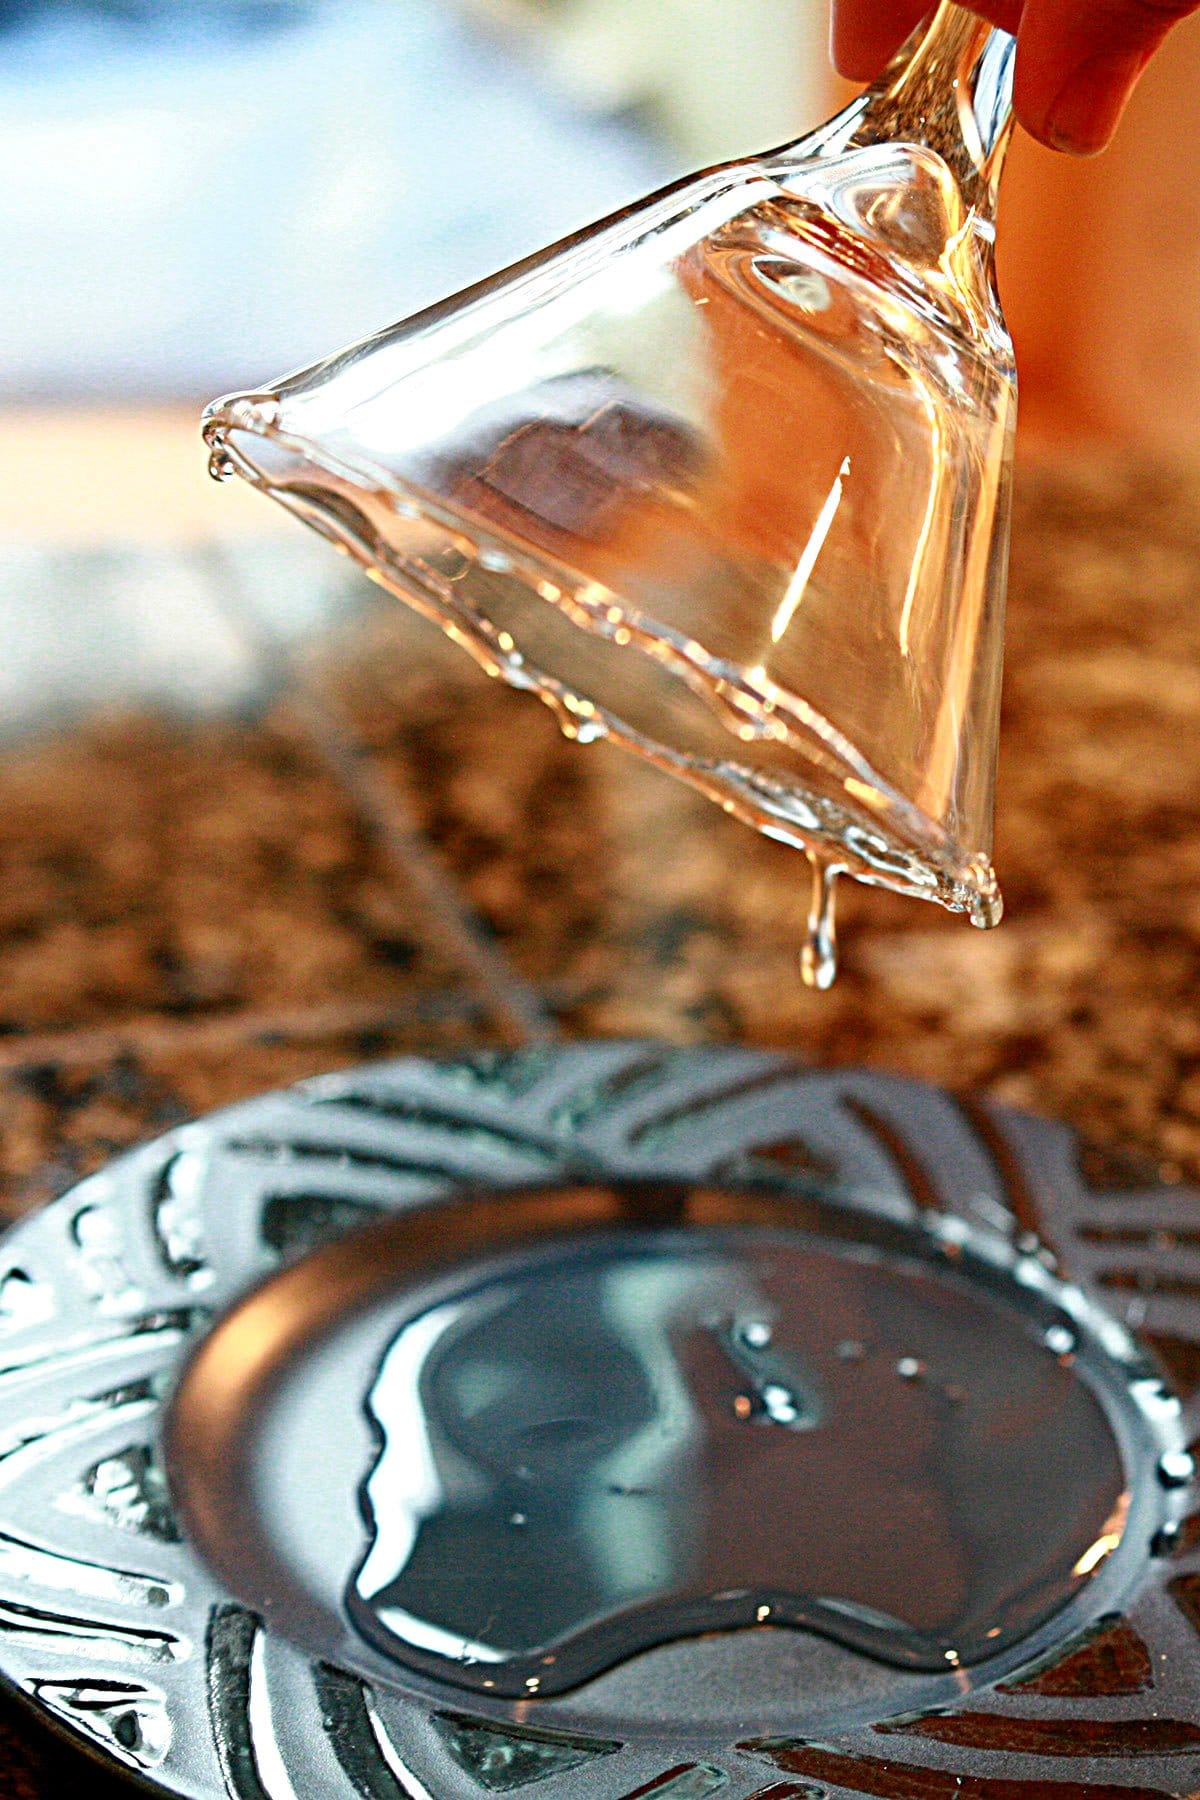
[831, 0, 1198, 153]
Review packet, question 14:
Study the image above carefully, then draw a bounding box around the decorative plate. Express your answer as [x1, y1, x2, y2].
[2, 1043, 1200, 1800]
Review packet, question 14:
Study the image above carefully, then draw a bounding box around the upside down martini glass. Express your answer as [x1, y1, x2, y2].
[204, 2, 1018, 984]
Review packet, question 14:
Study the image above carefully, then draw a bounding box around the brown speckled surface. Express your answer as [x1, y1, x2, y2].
[311, 455, 1200, 1168]
[0, 453, 1198, 1792]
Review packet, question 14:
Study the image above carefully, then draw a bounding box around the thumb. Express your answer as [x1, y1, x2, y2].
[1016, 0, 1196, 152]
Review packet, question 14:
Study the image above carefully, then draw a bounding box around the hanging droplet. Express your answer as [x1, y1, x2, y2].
[966, 856, 1005, 930]
[801, 856, 840, 991]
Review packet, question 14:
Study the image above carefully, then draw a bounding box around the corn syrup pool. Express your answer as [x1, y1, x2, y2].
[168, 1178, 1176, 1707]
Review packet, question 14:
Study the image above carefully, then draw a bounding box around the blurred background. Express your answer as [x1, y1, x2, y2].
[4, 15, 1200, 1794]
[3, 0, 1200, 552]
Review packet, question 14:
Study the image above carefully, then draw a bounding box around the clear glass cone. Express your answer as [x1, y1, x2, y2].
[205, 3, 1017, 986]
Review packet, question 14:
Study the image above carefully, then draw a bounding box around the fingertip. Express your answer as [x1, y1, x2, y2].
[1022, 48, 1148, 156]
[830, 0, 929, 84]
[829, 20, 884, 81]
[1013, 2, 1163, 158]
[832, 44, 894, 82]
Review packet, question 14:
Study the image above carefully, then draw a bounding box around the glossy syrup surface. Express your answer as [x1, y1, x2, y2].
[349, 1210, 1126, 1698]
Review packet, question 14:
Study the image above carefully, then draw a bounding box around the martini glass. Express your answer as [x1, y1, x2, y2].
[205, 2, 1018, 986]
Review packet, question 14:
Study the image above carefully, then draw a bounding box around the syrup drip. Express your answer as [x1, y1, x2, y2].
[802, 855, 841, 991]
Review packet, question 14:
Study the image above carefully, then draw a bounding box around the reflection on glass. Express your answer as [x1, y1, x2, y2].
[206, 4, 1019, 984]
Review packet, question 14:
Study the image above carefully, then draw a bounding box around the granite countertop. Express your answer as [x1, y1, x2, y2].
[0, 453, 1198, 1794]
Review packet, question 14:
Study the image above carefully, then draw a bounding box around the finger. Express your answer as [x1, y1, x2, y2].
[1015, 0, 1197, 152]
[831, 0, 931, 79]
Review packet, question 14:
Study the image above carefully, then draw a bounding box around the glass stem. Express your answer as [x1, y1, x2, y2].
[855, 3, 1017, 214]
[796, 4, 1017, 220]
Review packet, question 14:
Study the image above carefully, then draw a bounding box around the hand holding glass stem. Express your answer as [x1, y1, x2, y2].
[833, 0, 1198, 153]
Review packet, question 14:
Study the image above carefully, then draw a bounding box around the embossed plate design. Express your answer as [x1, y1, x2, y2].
[2, 1044, 1200, 1800]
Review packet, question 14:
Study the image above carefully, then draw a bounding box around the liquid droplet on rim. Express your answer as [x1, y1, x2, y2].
[761, 1383, 801, 1425]
[1158, 1449, 1195, 1490]
[966, 857, 1005, 931]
